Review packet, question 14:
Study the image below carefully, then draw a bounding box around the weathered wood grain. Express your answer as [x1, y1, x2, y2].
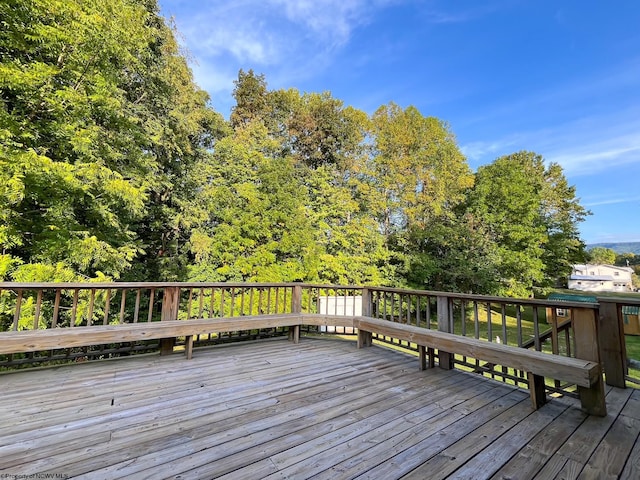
[0, 338, 637, 480]
[355, 317, 600, 389]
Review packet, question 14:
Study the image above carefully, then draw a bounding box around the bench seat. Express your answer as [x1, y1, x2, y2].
[0, 314, 357, 360]
[353, 316, 605, 416]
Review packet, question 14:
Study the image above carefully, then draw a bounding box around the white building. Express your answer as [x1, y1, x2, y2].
[318, 295, 361, 334]
[568, 264, 634, 292]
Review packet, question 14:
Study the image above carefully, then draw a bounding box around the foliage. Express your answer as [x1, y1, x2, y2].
[588, 247, 617, 265]
[466, 152, 588, 297]
[1, 5, 591, 295]
[0, 0, 224, 282]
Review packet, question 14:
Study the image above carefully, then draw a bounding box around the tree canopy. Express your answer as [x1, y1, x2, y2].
[0, 2, 590, 297]
[589, 247, 617, 265]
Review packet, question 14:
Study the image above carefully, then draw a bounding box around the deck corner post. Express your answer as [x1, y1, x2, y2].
[357, 288, 373, 349]
[437, 295, 454, 370]
[418, 345, 427, 371]
[573, 306, 607, 416]
[361, 287, 372, 317]
[185, 335, 194, 360]
[288, 325, 300, 343]
[160, 286, 180, 355]
[289, 284, 302, 343]
[357, 329, 372, 348]
[528, 372, 547, 409]
[597, 300, 627, 388]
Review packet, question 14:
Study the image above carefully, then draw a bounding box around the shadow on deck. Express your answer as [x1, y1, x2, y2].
[0, 337, 638, 479]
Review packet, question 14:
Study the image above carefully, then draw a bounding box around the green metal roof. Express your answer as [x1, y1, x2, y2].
[548, 293, 598, 303]
[622, 305, 640, 315]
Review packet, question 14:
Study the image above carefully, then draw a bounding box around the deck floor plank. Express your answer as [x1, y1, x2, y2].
[401, 395, 547, 479]
[532, 387, 634, 480]
[203, 370, 475, 479]
[0, 340, 381, 439]
[258, 380, 513, 480]
[487, 406, 588, 480]
[577, 389, 640, 480]
[5, 347, 410, 473]
[0, 337, 638, 480]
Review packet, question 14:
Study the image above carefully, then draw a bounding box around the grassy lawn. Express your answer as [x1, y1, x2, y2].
[627, 335, 640, 360]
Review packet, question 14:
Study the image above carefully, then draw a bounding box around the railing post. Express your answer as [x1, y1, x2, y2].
[288, 284, 302, 343]
[437, 295, 453, 370]
[160, 286, 180, 355]
[597, 301, 627, 388]
[361, 287, 372, 317]
[573, 307, 607, 416]
[358, 287, 373, 348]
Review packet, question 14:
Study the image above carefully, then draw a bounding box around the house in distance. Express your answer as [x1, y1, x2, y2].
[568, 264, 634, 293]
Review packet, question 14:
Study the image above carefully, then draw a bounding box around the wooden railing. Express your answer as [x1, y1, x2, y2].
[0, 282, 634, 394]
[597, 296, 640, 387]
[363, 286, 606, 398]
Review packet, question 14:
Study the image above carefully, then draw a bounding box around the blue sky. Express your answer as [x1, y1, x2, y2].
[158, 0, 640, 245]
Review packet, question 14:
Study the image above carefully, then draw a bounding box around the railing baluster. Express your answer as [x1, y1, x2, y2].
[13, 289, 23, 331]
[516, 305, 522, 347]
[133, 289, 140, 323]
[71, 289, 79, 327]
[119, 289, 127, 324]
[474, 301, 480, 339]
[486, 302, 492, 342]
[461, 300, 466, 337]
[273, 287, 278, 314]
[501, 304, 508, 345]
[34, 289, 43, 330]
[103, 289, 111, 325]
[265, 288, 271, 315]
[147, 288, 155, 322]
[88, 289, 96, 326]
[52, 289, 61, 328]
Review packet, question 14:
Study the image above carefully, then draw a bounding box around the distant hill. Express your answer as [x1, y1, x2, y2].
[587, 242, 640, 254]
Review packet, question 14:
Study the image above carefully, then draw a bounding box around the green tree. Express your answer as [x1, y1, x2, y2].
[230, 69, 270, 129]
[228, 73, 396, 285]
[539, 163, 589, 286]
[405, 213, 500, 293]
[371, 103, 473, 234]
[589, 247, 617, 265]
[467, 151, 588, 296]
[184, 122, 316, 282]
[370, 103, 475, 291]
[0, 0, 224, 281]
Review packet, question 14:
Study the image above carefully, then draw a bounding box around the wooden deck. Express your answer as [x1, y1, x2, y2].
[1, 338, 638, 479]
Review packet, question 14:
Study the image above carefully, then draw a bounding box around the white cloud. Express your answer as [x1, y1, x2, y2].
[549, 141, 640, 176]
[460, 107, 640, 176]
[270, 0, 380, 46]
[160, 0, 401, 116]
[460, 137, 521, 162]
[583, 195, 640, 207]
[165, 0, 396, 65]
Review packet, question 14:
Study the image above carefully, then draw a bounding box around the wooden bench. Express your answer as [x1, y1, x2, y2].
[0, 314, 357, 361]
[354, 316, 606, 416]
